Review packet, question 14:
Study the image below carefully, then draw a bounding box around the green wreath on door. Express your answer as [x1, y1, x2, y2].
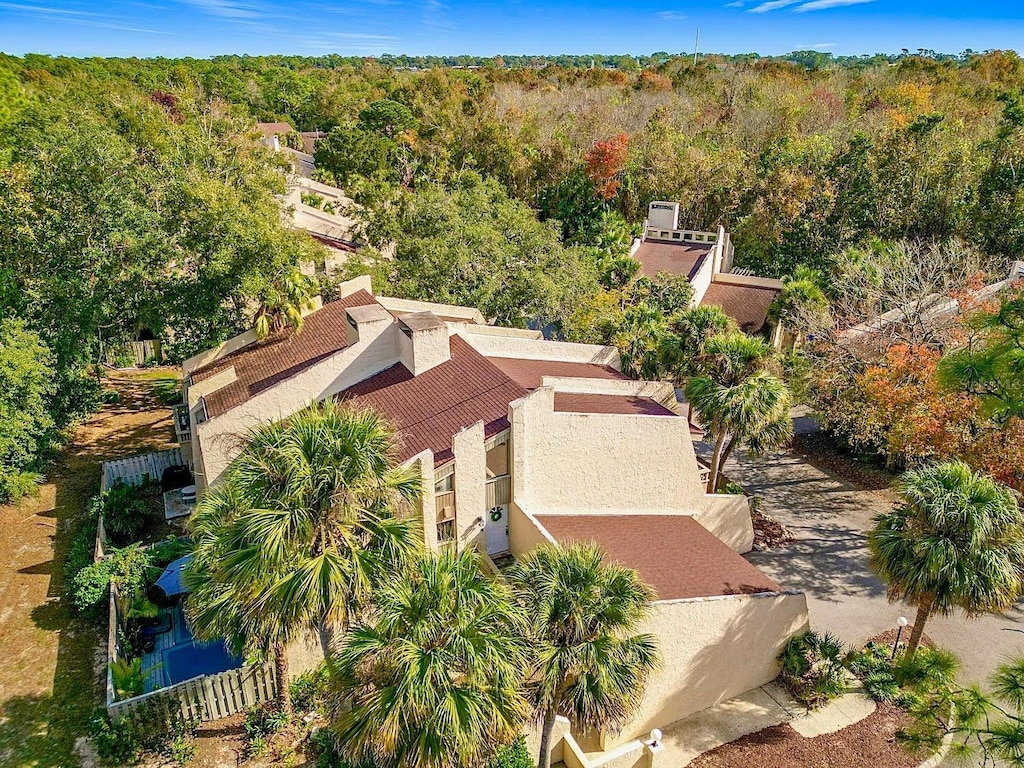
[489, 507, 504, 522]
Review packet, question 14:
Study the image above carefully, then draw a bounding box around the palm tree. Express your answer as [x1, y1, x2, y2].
[660, 306, 737, 421]
[252, 267, 317, 340]
[868, 460, 1024, 656]
[612, 302, 665, 380]
[767, 266, 829, 348]
[185, 401, 422, 685]
[330, 548, 530, 768]
[506, 542, 659, 768]
[686, 370, 793, 493]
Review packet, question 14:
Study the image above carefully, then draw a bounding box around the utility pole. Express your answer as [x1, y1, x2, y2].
[693, 28, 700, 66]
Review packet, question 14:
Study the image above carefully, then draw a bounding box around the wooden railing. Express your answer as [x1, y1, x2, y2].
[486, 475, 511, 509]
[172, 404, 191, 443]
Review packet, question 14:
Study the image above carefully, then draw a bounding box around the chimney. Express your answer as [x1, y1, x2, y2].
[397, 312, 451, 375]
[345, 303, 393, 347]
[648, 201, 680, 231]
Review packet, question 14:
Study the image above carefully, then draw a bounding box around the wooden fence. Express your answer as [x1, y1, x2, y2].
[108, 662, 278, 724]
[101, 447, 187, 492]
[104, 339, 162, 368]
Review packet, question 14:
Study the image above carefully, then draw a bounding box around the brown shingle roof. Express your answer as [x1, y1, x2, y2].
[257, 121, 295, 138]
[554, 393, 676, 417]
[700, 282, 781, 334]
[339, 335, 528, 464]
[537, 514, 781, 600]
[487, 357, 628, 390]
[191, 290, 378, 418]
[633, 239, 713, 279]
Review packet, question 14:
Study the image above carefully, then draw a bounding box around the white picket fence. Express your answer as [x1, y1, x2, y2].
[107, 662, 278, 724]
[100, 448, 186, 492]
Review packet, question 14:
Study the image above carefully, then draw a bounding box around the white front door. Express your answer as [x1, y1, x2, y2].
[485, 504, 509, 555]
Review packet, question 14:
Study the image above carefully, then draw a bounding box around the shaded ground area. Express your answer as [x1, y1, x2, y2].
[687, 704, 920, 768]
[0, 369, 177, 768]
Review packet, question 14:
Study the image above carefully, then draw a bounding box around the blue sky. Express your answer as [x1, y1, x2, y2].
[0, 0, 1021, 59]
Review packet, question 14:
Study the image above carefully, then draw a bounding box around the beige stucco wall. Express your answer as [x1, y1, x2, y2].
[453, 422, 487, 553]
[508, 501, 555, 557]
[693, 495, 755, 553]
[604, 591, 810, 748]
[407, 449, 438, 553]
[509, 388, 705, 515]
[460, 332, 621, 369]
[193, 321, 402, 487]
[378, 296, 485, 324]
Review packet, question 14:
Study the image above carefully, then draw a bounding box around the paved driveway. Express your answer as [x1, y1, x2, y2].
[696, 425, 1024, 687]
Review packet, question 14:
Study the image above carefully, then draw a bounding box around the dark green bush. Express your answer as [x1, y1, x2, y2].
[778, 630, 849, 709]
[88, 708, 141, 765]
[102, 481, 162, 547]
[243, 701, 289, 740]
[489, 737, 534, 768]
[290, 664, 330, 713]
[70, 544, 150, 615]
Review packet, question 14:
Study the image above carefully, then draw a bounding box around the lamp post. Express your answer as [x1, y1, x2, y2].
[891, 616, 909, 660]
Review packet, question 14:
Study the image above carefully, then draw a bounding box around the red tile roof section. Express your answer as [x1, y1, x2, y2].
[633, 239, 712, 279]
[700, 282, 781, 334]
[554, 393, 676, 417]
[339, 335, 528, 464]
[487, 357, 628, 390]
[190, 290, 379, 418]
[537, 514, 782, 601]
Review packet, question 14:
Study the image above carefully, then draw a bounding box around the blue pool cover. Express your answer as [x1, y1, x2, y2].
[164, 640, 243, 685]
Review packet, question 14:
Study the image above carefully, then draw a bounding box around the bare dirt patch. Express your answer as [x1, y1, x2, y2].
[687, 703, 922, 768]
[0, 368, 177, 768]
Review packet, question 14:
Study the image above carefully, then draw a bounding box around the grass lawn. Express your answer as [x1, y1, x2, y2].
[0, 369, 179, 768]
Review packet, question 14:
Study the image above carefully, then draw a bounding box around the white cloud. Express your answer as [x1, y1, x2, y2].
[179, 0, 265, 19]
[794, 42, 837, 49]
[724, 1, 745, 6]
[656, 10, 688, 20]
[748, 0, 801, 12]
[794, 0, 876, 10]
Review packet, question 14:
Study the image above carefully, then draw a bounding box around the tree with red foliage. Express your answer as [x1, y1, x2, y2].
[585, 132, 629, 200]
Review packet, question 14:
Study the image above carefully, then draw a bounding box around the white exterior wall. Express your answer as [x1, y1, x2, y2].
[541, 377, 680, 414]
[606, 591, 810, 747]
[688, 253, 715, 307]
[509, 388, 705, 515]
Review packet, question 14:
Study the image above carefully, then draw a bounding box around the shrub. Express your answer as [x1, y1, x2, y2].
[70, 544, 150, 615]
[778, 631, 849, 709]
[88, 708, 141, 765]
[244, 701, 289, 741]
[102, 481, 161, 547]
[489, 738, 534, 768]
[169, 734, 196, 766]
[290, 664, 330, 713]
[111, 657, 146, 700]
[307, 729, 369, 768]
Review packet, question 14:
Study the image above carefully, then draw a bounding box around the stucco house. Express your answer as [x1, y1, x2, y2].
[172, 276, 808, 763]
[632, 201, 786, 344]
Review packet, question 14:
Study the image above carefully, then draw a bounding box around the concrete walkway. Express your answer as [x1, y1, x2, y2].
[658, 682, 876, 766]
[695, 421, 1024, 687]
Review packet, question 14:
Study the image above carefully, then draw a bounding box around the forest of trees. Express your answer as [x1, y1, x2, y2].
[3, 48, 1024, 499]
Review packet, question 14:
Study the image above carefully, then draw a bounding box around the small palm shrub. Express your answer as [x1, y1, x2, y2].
[111, 657, 146, 700]
[778, 631, 849, 708]
[847, 641, 959, 710]
[102, 481, 162, 546]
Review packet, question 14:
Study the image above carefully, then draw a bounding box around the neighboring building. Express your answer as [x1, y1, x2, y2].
[841, 259, 1024, 356]
[632, 201, 785, 342]
[173, 276, 808, 758]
